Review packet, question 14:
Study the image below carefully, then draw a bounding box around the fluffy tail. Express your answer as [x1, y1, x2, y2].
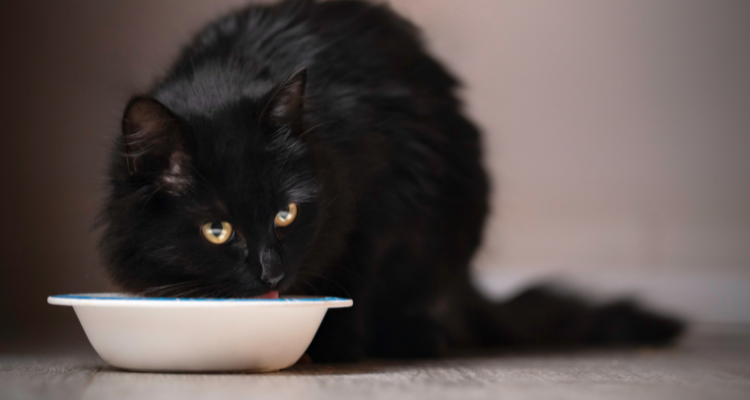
[463, 285, 685, 348]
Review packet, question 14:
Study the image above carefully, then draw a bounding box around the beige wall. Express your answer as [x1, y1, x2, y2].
[390, 0, 750, 274]
[1, 0, 749, 340]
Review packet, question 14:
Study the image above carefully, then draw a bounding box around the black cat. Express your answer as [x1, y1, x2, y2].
[100, 0, 683, 362]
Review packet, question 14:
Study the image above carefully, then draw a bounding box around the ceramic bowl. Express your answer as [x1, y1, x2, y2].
[48, 293, 353, 372]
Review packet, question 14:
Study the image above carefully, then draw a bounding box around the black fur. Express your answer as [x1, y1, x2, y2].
[100, 0, 683, 362]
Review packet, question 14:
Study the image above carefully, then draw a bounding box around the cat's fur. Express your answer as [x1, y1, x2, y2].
[100, 0, 683, 362]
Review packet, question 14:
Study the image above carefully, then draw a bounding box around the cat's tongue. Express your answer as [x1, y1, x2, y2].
[254, 291, 279, 299]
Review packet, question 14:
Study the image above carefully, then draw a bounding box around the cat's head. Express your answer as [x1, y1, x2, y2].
[101, 68, 320, 298]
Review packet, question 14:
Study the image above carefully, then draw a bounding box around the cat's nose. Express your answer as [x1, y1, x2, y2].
[263, 272, 285, 288]
[259, 248, 285, 288]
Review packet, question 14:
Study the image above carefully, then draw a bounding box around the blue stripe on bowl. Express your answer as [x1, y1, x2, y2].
[49, 294, 349, 302]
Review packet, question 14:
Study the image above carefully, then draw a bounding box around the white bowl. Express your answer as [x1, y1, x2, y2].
[48, 293, 352, 372]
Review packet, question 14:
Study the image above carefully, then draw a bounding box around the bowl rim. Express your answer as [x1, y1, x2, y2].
[48, 293, 353, 308]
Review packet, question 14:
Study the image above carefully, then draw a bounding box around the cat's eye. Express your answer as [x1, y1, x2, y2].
[201, 221, 234, 244]
[274, 203, 297, 227]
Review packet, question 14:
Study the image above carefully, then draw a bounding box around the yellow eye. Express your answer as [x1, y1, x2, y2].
[274, 203, 297, 227]
[201, 221, 233, 244]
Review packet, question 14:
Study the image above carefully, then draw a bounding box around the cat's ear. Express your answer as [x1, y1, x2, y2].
[260, 68, 307, 128]
[121, 97, 190, 188]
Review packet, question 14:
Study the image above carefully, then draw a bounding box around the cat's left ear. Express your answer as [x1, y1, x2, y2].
[260, 68, 307, 129]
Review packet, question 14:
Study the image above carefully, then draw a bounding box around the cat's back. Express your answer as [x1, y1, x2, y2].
[165, 0, 458, 108]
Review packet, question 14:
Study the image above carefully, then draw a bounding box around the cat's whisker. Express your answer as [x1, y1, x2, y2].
[291, 277, 321, 297]
[170, 285, 210, 298]
[141, 279, 205, 292]
[295, 271, 352, 299]
[333, 265, 368, 287]
[139, 279, 210, 298]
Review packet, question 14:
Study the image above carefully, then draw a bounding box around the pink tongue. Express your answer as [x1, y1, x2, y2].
[254, 290, 279, 299]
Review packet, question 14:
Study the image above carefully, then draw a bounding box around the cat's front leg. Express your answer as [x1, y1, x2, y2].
[367, 309, 447, 358]
[305, 306, 366, 363]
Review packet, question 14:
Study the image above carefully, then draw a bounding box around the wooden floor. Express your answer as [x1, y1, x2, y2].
[2, 325, 750, 400]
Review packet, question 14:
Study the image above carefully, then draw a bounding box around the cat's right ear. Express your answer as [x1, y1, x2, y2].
[259, 68, 307, 129]
[121, 97, 188, 181]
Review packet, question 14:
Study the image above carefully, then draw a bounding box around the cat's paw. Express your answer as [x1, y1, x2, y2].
[369, 315, 447, 358]
[306, 341, 365, 363]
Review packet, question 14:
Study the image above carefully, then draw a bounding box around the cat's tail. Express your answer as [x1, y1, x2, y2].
[461, 284, 685, 348]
